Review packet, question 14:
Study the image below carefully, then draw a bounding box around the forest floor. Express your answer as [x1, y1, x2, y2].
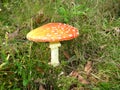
[0, 0, 120, 90]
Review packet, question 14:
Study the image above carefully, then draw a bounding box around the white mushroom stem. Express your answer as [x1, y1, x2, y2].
[49, 42, 61, 67]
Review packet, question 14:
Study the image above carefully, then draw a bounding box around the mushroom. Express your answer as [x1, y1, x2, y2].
[26, 23, 79, 67]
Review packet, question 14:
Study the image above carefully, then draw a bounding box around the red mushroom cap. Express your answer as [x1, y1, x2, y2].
[26, 23, 79, 42]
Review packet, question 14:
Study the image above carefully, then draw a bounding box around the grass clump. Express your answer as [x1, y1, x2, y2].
[0, 0, 120, 89]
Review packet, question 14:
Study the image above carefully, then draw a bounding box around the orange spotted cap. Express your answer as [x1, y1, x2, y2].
[26, 23, 79, 42]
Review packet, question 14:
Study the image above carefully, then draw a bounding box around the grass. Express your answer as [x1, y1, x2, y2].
[0, 0, 120, 90]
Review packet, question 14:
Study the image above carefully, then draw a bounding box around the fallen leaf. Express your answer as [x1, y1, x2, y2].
[69, 71, 79, 78]
[6, 29, 20, 40]
[36, 66, 44, 73]
[78, 75, 89, 84]
[69, 71, 89, 84]
[27, 84, 31, 90]
[32, 10, 49, 25]
[39, 84, 46, 90]
[63, 51, 70, 59]
[50, 85, 53, 90]
[84, 61, 92, 76]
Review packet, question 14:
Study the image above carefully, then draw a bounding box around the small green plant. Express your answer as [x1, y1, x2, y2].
[57, 4, 89, 23]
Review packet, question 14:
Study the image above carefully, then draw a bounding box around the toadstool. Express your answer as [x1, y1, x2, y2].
[26, 23, 79, 67]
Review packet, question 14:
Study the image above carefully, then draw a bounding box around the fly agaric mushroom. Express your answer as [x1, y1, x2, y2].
[26, 23, 79, 67]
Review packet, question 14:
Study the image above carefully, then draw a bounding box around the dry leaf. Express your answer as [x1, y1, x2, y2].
[63, 51, 70, 59]
[27, 84, 31, 90]
[84, 61, 92, 75]
[50, 85, 53, 90]
[32, 10, 49, 25]
[69, 71, 79, 78]
[6, 29, 20, 39]
[69, 71, 89, 84]
[36, 66, 44, 73]
[39, 84, 46, 90]
[78, 75, 89, 84]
